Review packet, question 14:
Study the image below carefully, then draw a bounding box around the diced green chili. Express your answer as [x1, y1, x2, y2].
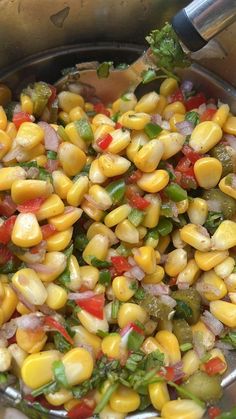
[144, 122, 162, 139]
[74, 234, 89, 251]
[157, 217, 173, 236]
[31, 82, 52, 117]
[46, 151, 57, 160]
[74, 118, 94, 143]
[185, 111, 200, 126]
[98, 269, 111, 286]
[127, 330, 145, 351]
[90, 257, 111, 268]
[128, 208, 144, 227]
[57, 125, 70, 142]
[141, 69, 158, 84]
[165, 183, 188, 202]
[106, 179, 126, 204]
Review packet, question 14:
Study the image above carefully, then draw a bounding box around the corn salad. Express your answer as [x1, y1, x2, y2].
[0, 76, 235, 419]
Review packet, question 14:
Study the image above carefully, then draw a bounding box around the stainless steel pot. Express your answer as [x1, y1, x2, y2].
[0, 1, 236, 418]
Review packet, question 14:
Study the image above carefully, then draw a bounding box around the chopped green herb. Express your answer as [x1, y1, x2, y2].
[141, 69, 159, 84]
[221, 331, 236, 348]
[111, 112, 120, 122]
[96, 330, 109, 338]
[218, 407, 236, 419]
[90, 257, 111, 268]
[121, 93, 131, 102]
[127, 330, 145, 351]
[134, 287, 146, 300]
[168, 381, 205, 409]
[97, 61, 113, 78]
[0, 372, 8, 384]
[204, 211, 224, 235]
[46, 150, 57, 160]
[144, 122, 162, 139]
[38, 167, 52, 183]
[116, 63, 129, 70]
[52, 360, 70, 389]
[74, 233, 89, 251]
[31, 380, 58, 397]
[94, 382, 119, 413]
[175, 299, 193, 321]
[185, 111, 200, 126]
[99, 269, 111, 286]
[111, 300, 120, 319]
[116, 243, 132, 257]
[54, 332, 73, 354]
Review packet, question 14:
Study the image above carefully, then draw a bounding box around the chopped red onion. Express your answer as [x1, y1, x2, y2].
[159, 294, 176, 308]
[38, 304, 58, 317]
[175, 121, 194, 136]
[0, 319, 17, 339]
[128, 256, 136, 266]
[151, 113, 162, 126]
[198, 103, 207, 115]
[215, 340, 234, 351]
[46, 159, 59, 173]
[196, 281, 221, 297]
[177, 282, 190, 290]
[180, 80, 194, 93]
[27, 263, 56, 274]
[206, 199, 222, 212]
[3, 145, 22, 163]
[38, 121, 59, 152]
[26, 166, 40, 179]
[11, 285, 36, 312]
[160, 254, 169, 264]
[201, 310, 224, 336]
[125, 266, 145, 281]
[15, 313, 44, 330]
[84, 194, 108, 210]
[142, 283, 170, 296]
[172, 361, 185, 381]
[68, 291, 96, 300]
[224, 134, 236, 151]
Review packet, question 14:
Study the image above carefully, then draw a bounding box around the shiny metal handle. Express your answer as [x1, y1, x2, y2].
[172, 0, 236, 51]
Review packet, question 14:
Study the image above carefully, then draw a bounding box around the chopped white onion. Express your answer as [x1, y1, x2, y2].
[172, 361, 185, 381]
[38, 121, 59, 152]
[0, 319, 17, 339]
[193, 332, 205, 358]
[127, 256, 136, 266]
[206, 199, 222, 212]
[224, 134, 236, 151]
[196, 281, 221, 297]
[159, 294, 176, 308]
[161, 120, 170, 130]
[68, 291, 96, 300]
[201, 310, 224, 336]
[125, 266, 145, 281]
[15, 313, 44, 330]
[142, 283, 170, 295]
[11, 285, 36, 312]
[151, 113, 162, 126]
[175, 121, 194, 136]
[177, 282, 190, 290]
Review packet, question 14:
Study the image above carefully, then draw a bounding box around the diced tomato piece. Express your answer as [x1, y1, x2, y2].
[13, 112, 32, 128]
[126, 188, 150, 210]
[200, 108, 217, 122]
[159, 366, 175, 381]
[68, 400, 95, 419]
[126, 170, 143, 184]
[97, 133, 113, 150]
[46, 159, 59, 173]
[175, 155, 198, 189]
[17, 197, 45, 213]
[204, 357, 226, 376]
[76, 294, 105, 320]
[120, 322, 144, 336]
[43, 316, 74, 345]
[182, 145, 202, 163]
[208, 406, 222, 419]
[0, 215, 17, 244]
[0, 195, 17, 217]
[175, 156, 192, 173]
[185, 92, 206, 111]
[41, 224, 57, 240]
[7, 334, 17, 345]
[48, 84, 57, 106]
[94, 102, 110, 117]
[115, 122, 122, 129]
[169, 88, 184, 103]
[111, 256, 132, 275]
[0, 245, 14, 264]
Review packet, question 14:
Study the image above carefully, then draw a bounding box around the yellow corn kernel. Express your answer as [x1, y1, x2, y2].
[163, 101, 186, 120]
[201, 348, 227, 374]
[112, 276, 136, 302]
[104, 204, 131, 228]
[214, 256, 235, 278]
[106, 128, 131, 154]
[15, 122, 44, 150]
[33, 154, 47, 167]
[16, 328, 47, 354]
[133, 246, 156, 274]
[191, 321, 215, 350]
[80, 265, 99, 290]
[161, 399, 206, 419]
[0, 106, 7, 130]
[224, 272, 236, 292]
[156, 235, 171, 254]
[187, 198, 208, 225]
[142, 194, 161, 228]
[87, 222, 117, 246]
[153, 94, 167, 115]
[8, 343, 27, 377]
[182, 349, 200, 378]
[0, 347, 11, 372]
[115, 220, 139, 244]
[58, 142, 86, 176]
[21, 350, 61, 389]
[52, 170, 73, 199]
[16, 142, 45, 163]
[67, 176, 89, 206]
[72, 325, 101, 357]
[98, 153, 131, 177]
[149, 382, 170, 411]
[78, 309, 108, 333]
[223, 115, 236, 135]
[20, 94, 33, 114]
[62, 347, 93, 386]
[175, 199, 189, 215]
[142, 337, 169, 365]
[219, 174, 236, 199]
[145, 236, 159, 248]
[158, 132, 185, 160]
[112, 93, 137, 113]
[143, 266, 165, 284]
[180, 224, 211, 251]
[210, 300, 236, 327]
[99, 405, 125, 419]
[64, 122, 86, 150]
[6, 121, 17, 140]
[45, 283, 67, 310]
[155, 331, 181, 365]
[88, 185, 112, 211]
[134, 140, 164, 173]
[137, 170, 169, 193]
[93, 125, 114, 146]
[89, 158, 107, 184]
[92, 113, 115, 127]
[118, 110, 151, 130]
[172, 229, 185, 249]
[0, 167, 26, 191]
[165, 248, 188, 277]
[110, 385, 140, 413]
[135, 91, 160, 113]
[11, 179, 53, 204]
[118, 303, 148, 328]
[83, 234, 109, 265]
[194, 250, 228, 271]
[194, 157, 222, 189]
[48, 207, 82, 231]
[228, 292, 236, 303]
[16, 302, 30, 315]
[58, 111, 70, 126]
[138, 226, 147, 240]
[169, 113, 185, 132]
[1, 285, 17, 323]
[190, 121, 222, 153]
[126, 131, 149, 162]
[160, 78, 178, 97]
[101, 333, 122, 359]
[0, 308, 4, 328]
[0, 130, 12, 159]
[12, 213, 42, 247]
[177, 259, 200, 287]
[199, 270, 227, 301]
[58, 91, 84, 113]
[12, 268, 47, 305]
[46, 228, 73, 252]
[69, 105, 87, 122]
[211, 220, 236, 250]
[45, 389, 73, 407]
[36, 194, 64, 221]
[67, 255, 81, 291]
[212, 104, 229, 127]
[81, 198, 105, 221]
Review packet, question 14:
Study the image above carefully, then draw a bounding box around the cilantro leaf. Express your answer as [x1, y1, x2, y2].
[221, 331, 236, 348]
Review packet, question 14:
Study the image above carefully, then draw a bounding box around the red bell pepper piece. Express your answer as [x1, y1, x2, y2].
[126, 188, 150, 210]
[68, 400, 95, 419]
[159, 366, 175, 381]
[97, 133, 113, 150]
[204, 357, 226, 376]
[47, 84, 57, 106]
[208, 406, 222, 419]
[0, 215, 17, 244]
[13, 112, 32, 128]
[169, 88, 184, 103]
[94, 102, 110, 117]
[185, 92, 206, 111]
[200, 108, 217, 122]
[0, 195, 17, 217]
[111, 256, 131, 275]
[17, 197, 45, 213]
[76, 294, 105, 320]
[41, 224, 57, 240]
[182, 145, 202, 163]
[115, 122, 122, 129]
[120, 322, 144, 337]
[43, 316, 74, 345]
[0, 245, 14, 264]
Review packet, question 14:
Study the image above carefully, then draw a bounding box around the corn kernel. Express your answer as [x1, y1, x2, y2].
[0, 167, 26, 191]
[11, 179, 53, 204]
[118, 110, 151, 130]
[58, 142, 86, 177]
[87, 222, 117, 246]
[160, 78, 178, 97]
[115, 220, 139, 244]
[137, 169, 169, 193]
[159, 131, 185, 160]
[165, 248, 187, 277]
[106, 128, 131, 154]
[36, 194, 64, 221]
[156, 235, 171, 254]
[12, 268, 47, 305]
[110, 386, 140, 413]
[163, 101, 186, 120]
[64, 122, 87, 150]
[149, 382, 170, 411]
[210, 300, 236, 327]
[224, 272, 236, 292]
[0, 347, 11, 372]
[190, 121, 222, 153]
[58, 111, 70, 126]
[80, 266, 99, 290]
[46, 227, 73, 252]
[212, 104, 229, 127]
[219, 174, 236, 199]
[118, 303, 148, 328]
[112, 93, 137, 113]
[126, 131, 149, 162]
[37, 252, 67, 282]
[48, 207, 82, 231]
[83, 234, 109, 265]
[78, 309, 108, 333]
[142, 194, 161, 228]
[187, 198, 208, 225]
[199, 270, 227, 301]
[195, 250, 228, 271]
[72, 325, 101, 358]
[177, 259, 200, 287]
[52, 170, 73, 200]
[191, 321, 215, 350]
[180, 224, 211, 251]
[58, 91, 84, 113]
[212, 220, 236, 250]
[112, 276, 136, 302]
[45, 389, 73, 407]
[182, 349, 200, 378]
[98, 153, 131, 177]
[69, 105, 87, 122]
[223, 115, 236, 135]
[1, 285, 18, 323]
[16, 328, 47, 354]
[169, 113, 185, 132]
[6, 122, 17, 140]
[214, 256, 235, 278]
[135, 91, 160, 113]
[193, 157, 222, 189]
[155, 330, 181, 365]
[133, 246, 156, 274]
[62, 347, 93, 386]
[12, 213, 42, 247]
[21, 350, 61, 389]
[172, 229, 185, 248]
[0, 106, 7, 130]
[142, 337, 169, 365]
[45, 283, 68, 310]
[143, 266, 165, 284]
[0, 130, 12, 159]
[101, 334, 122, 359]
[134, 140, 164, 173]
[161, 399, 206, 419]
[15, 122, 44, 150]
